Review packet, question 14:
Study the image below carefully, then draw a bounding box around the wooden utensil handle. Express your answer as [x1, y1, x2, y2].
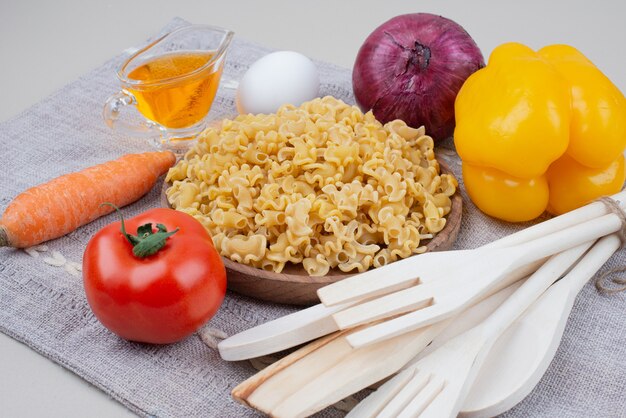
[564, 234, 621, 294]
[318, 191, 626, 308]
[479, 242, 593, 339]
[218, 301, 354, 361]
[484, 190, 626, 250]
[510, 214, 621, 270]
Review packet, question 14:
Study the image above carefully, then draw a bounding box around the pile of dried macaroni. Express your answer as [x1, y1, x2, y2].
[166, 96, 457, 276]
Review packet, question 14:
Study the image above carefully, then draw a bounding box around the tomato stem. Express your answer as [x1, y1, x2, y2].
[101, 203, 179, 258]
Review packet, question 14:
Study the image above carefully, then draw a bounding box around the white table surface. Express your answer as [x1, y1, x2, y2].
[1, 0, 625, 416]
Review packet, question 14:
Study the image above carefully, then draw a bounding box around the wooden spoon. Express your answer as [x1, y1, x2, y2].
[460, 233, 622, 417]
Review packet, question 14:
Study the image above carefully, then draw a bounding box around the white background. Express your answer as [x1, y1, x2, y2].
[1, 0, 625, 416]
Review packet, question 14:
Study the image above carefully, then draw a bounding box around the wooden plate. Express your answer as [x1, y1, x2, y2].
[161, 159, 462, 306]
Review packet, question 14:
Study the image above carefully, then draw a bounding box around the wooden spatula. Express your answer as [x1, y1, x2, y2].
[218, 260, 537, 361]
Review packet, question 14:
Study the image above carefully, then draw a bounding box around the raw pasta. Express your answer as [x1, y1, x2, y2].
[166, 96, 457, 276]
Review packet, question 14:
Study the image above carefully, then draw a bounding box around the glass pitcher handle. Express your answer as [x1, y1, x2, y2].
[103, 91, 163, 138]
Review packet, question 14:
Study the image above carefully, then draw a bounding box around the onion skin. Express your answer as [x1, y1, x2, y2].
[353, 13, 484, 140]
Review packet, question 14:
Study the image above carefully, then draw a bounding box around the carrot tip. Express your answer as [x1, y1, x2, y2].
[0, 226, 9, 248]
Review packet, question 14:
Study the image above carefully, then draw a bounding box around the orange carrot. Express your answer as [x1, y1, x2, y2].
[0, 151, 176, 248]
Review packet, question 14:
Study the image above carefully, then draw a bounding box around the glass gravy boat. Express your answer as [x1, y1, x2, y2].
[104, 25, 234, 151]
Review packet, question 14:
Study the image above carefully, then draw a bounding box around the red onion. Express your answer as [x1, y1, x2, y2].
[353, 13, 484, 140]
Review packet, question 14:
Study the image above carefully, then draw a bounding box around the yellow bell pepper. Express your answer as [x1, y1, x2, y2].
[546, 153, 625, 215]
[455, 42, 626, 222]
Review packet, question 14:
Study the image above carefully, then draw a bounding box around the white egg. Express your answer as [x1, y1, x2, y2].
[236, 51, 320, 115]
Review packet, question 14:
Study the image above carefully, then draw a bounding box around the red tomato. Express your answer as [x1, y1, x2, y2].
[83, 208, 226, 344]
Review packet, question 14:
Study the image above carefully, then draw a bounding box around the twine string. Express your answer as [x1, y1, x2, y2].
[594, 196, 626, 294]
